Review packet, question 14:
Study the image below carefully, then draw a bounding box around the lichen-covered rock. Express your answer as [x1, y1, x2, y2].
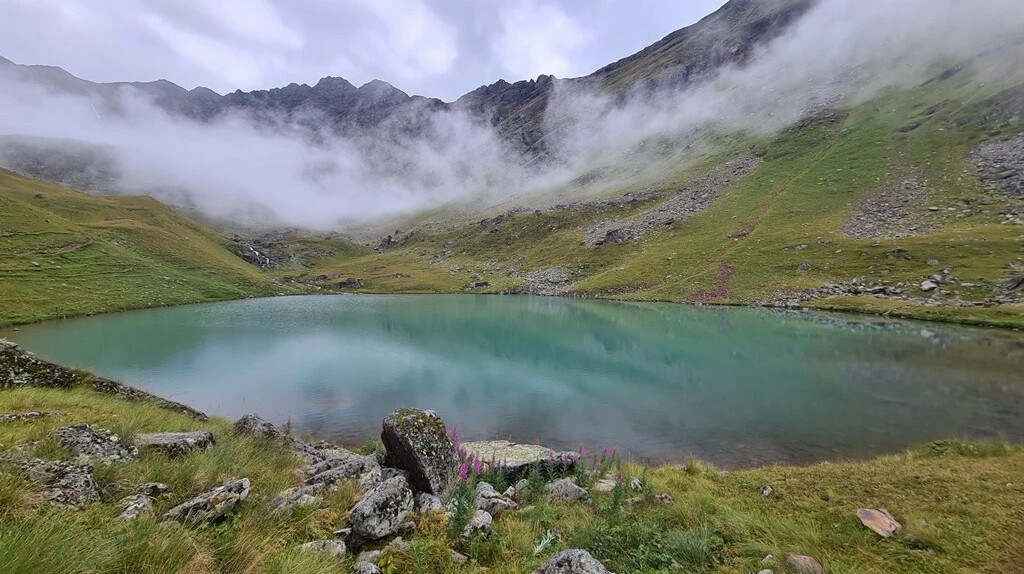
[133, 431, 214, 457]
[53, 423, 138, 464]
[0, 410, 62, 423]
[15, 458, 100, 509]
[461, 509, 493, 538]
[118, 494, 154, 520]
[299, 540, 346, 560]
[461, 440, 579, 481]
[381, 409, 457, 495]
[415, 492, 442, 513]
[137, 482, 168, 496]
[306, 450, 379, 486]
[348, 475, 414, 540]
[534, 549, 614, 574]
[354, 563, 382, 574]
[232, 414, 282, 439]
[268, 483, 325, 514]
[163, 478, 250, 527]
[546, 477, 589, 503]
[475, 481, 518, 518]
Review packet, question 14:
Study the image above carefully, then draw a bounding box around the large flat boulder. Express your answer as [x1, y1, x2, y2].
[381, 408, 457, 495]
[134, 431, 214, 457]
[53, 423, 138, 464]
[461, 440, 578, 481]
[348, 475, 414, 540]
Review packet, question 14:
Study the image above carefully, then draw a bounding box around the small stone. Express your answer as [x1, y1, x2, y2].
[118, 494, 154, 520]
[758, 570, 774, 574]
[920, 280, 938, 292]
[629, 477, 643, 492]
[269, 484, 325, 514]
[927, 259, 939, 266]
[354, 564, 382, 574]
[462, 509, 493, 538]
[546, 477, 589, 503]
[416, 492, 442, 513]
[592, 479, 616, 493]
[450, 550, 469, 565]
[786, 554, 824, 574]
[357, 549, 382, 565]
[475, 481, 518, 518]
[857, 508, 902, 537]
[133, 431, 214, 457]
[136, 482, 168, 496]
[761, 485, 774, 498]
[300, 540, 346, 560]
[533, 549, 613, 573]
[653, 493, 674, 504]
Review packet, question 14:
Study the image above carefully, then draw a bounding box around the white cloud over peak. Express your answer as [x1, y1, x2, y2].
[494, 0, 593, 79]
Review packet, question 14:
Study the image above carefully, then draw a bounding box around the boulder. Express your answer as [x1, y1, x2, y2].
[380, 409, 457, 495]
[299, 540, 346, 560]
[118, 494, 154, 520]
[232, 414, 281, 439]
[53, 423, 138, 464]
[133, 431, 215, 457]
[534, 549, 614, 573]
[857, 508, 902, 537]
[546, 478, 589, 503]
[415, 492, 443, 513]
[163, 477, 250, 527]
[461, 509, 493, 538]
[475, 481, 518, 518]
[461, 440, 579, 481]
[786, 555, 824, 574]
[348, 475, 414, 540]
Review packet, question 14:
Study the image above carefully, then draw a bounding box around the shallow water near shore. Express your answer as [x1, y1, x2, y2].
[4, 294, 1024, 468]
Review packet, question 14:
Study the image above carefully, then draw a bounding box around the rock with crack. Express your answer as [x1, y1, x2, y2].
[348, 475, 414, 540]
[380, 408, 457, 495]
[299, 540, 346, 560]
[53, 423, 139, 464]
[232, 413, 282, 439]
[134, 431, 215, 457]
[15, 458, 100, 509]
[462, 509, 493, 539]
[546, 477, 589, 503]
[162, 477, 250, 527]
[118, 494, 154, 520]
[534, 549, 614, 574]
[461, 440, 579, 482]
[857, 508, 902, 537]
[268, 483, 325, 514]
[475, 481, 518, 518]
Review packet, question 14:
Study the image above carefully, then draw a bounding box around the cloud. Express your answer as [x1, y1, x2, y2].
[494, 0, 593, 79]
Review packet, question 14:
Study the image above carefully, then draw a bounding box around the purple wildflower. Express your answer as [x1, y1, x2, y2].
[458, 463, 469, 483]
[472, 457, 483, 475]
[580, 446, 587, 457]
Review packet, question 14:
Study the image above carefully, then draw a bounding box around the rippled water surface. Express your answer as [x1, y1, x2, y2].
[5, 295, 1024, 467]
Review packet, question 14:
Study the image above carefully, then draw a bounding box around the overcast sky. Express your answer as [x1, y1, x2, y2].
[0, 0, 726, 101]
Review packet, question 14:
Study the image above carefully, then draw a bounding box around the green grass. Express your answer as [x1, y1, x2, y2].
[2, 383, 1022, 574]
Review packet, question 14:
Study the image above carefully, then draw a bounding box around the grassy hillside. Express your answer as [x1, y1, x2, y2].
[1, 381, 1022, 574]
[0, 169, 284, 326]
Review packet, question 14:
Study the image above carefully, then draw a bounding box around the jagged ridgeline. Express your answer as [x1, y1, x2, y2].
[1, 0, 1023, 328]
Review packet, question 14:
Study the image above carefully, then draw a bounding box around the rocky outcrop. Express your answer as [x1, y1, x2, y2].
[1, 340, 206, 420]
[53, 423, 139, 464]
[534, 549, 614, 574]
[163, 478, 251, 527]
[972, 134, 1024, 199]
[14, 458, 100, 509]
[133, 431, 215, 457]
[348, 475, 414, 540]
[381, 408, 457, 495]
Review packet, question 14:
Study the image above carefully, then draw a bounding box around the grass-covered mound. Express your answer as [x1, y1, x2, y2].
[1, 381, 1022, 574]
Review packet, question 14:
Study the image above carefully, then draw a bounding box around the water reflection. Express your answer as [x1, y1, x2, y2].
[6, 295, 1024, 467]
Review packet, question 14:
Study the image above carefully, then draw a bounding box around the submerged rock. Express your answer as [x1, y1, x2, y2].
[381, 408, 457, 495]
[134, 431, 215, 457]
[348, 475, 414, 540]
[534, 549, 614, 574]
[53, 423, 138, 464]
[163, 477, 250, 527]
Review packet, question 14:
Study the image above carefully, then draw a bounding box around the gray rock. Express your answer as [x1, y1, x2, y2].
[546, 478, 589, 503]
[134, 431, 215, 457]
[348, 475, 414, 540]
[356, 549, 382, 565]
[137, 482, 168, 496]
[534, 549, 614, 574]
[461, 509, 493, 538]
[163, 477, 250, 527]
[475, 481, 518, 518]
[268, 484, 325, 514]
[0, 410, 62, 423]
[232, 414, 281, 439]
[307, 451, 378, 485]
[300, 540, 346, 560]
[118, 494, 154, 520]
[450, 550, 469, 564]
[592, 479, 616, 493]
[461, 440, 579, 481]
[761, 485, 774, 498]
[920, 280, 938, 292]
[629, 477, 643, 492]
[415, 492, 442, 513]
[653, 493, 674, 504]
[786, 555, 825, 574]
[16, 458, 99, 509]
[354, 564, 382, 574]
[53, 423, 138, 464]
[380, 408, 457, 495]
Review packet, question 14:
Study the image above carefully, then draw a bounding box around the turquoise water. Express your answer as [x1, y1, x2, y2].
[5, 295, 1024, 467]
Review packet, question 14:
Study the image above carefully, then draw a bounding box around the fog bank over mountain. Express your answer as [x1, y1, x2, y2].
[0, 0, 1022, 229]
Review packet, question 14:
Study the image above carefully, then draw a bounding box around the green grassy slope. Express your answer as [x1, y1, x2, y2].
[0, 169, 284, 326]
